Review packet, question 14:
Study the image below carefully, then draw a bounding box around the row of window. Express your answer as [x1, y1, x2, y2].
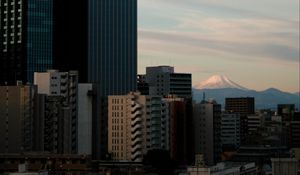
[111, 145, 124, 151]
[111, 112, 124, 117]
[112, 118, 123, 124]
[112, 139, 123, 144]
[111, 98, 123, 104]
[111, 105, 123, 110]
[111, 125, 123, 131]
[111, 151, 123, 158]
[112, 131, 123, 137]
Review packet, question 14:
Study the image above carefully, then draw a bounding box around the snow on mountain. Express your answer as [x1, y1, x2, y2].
[194, 75, 248, 90]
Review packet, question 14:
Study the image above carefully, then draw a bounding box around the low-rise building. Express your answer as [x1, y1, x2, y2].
[187, 162, 256, 175]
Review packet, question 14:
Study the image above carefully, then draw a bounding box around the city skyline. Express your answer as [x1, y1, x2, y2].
[138, 0, 300, 93]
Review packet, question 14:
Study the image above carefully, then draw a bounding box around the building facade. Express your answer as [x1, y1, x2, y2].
[145, 66, 192, 98]
[77, 84, 94, 155]
[164, 96, 194, 165]
[88, 0, 137, 159]
[0, 0, 53, 84]
[225, 97, 255, 144]
[221, 113, 240, 151]
[108, 92, 169, 162]
[34, 70, 78, 153]
[187, 162, 257, 175]
[193, 100, 222, 166]
[0, 84, 37, 153]
[247, 114, 264, 135]
[44, 96, 71, 154]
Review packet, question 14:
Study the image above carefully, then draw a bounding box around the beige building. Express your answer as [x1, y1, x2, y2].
[108, 92, 169, 162]
[0, 84, 37, 153]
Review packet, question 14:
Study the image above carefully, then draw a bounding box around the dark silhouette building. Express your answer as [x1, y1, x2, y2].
[277, 104, 295, 121]
[166, 97, 194, 165]
[88, 0, 137, 159]
[137, 75, 149, 95]
[225, 97, 255, 144]
[1, 0, 137, 160]
[52, 0, 88, 83]
[0, 0, 53, 84]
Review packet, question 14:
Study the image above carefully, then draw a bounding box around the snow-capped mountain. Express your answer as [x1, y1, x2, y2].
[194, 75, 248, 90]
[193, 75, 300, 109]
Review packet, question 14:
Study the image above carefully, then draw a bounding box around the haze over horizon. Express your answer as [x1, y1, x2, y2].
[138, 0, 300, 93]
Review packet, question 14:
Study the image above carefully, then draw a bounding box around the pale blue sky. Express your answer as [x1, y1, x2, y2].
[138, 0, 299, 93]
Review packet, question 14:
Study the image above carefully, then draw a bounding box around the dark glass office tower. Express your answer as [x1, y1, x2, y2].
[0, 0, 26, 84]
[88, 0, 137, 159]
[52, 0, 88, 83]
[0, 0, 53, 85]
[27, 0, 53, 83]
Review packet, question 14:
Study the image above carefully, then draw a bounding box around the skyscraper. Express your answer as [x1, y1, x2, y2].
[88, 0, 137, 159]
[88, 0, 137, 95]
[0, 0, 53, 84]
[52, 0, 88, 82]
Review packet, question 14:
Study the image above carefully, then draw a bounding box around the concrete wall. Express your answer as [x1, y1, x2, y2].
[77, 84, 93, 155]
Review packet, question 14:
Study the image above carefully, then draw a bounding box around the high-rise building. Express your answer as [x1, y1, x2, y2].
[193, 100, 222, 166]
[52, 0, 88, 82]
[221, 113, 240, 151]
[0, 0, 53, 84]
[0, 84, 38, 153]
[164, 96, 194, 165]
[108, 92, 169, 162]
[225, 97, 255, 144]
[88, 0, 137, 96]
[88, 0, 137, 159]
[145, 66, 192, 98]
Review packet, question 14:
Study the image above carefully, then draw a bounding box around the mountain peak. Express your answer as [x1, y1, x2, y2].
[194, 75, 248, 90]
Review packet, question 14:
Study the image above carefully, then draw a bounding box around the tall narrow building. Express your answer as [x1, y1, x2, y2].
[193, 99, 222, 166]
[52, 0, 88, 82]
[88, 0, 137, 159]
[0, 0, 53, 84]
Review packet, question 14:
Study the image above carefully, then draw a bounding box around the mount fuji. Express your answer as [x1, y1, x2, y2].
[194, 75, 248, 90]
[193, 75, 300, 109]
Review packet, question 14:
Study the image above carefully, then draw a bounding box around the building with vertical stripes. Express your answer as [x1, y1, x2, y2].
[88, 0, 137, 159]
[0, 0, 53, 84]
